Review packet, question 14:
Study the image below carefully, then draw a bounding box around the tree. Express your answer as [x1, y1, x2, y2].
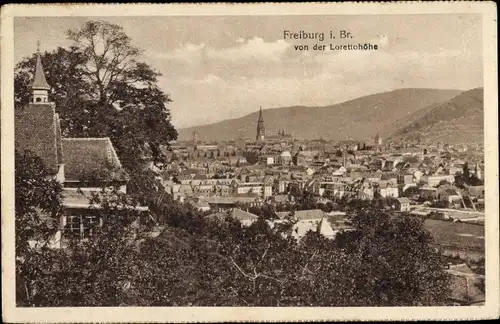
[15, 47, 93, 136]
[438, 180, 452, 186]
[456, 161, 483, 188]
[17, 186, 452, 307]
[335, 206, 450, 305]
[30, 192, 148, 307]
[66, 21, 142, 105]
[15, 20, 177, 170]
[462, 162, 470, 181]
[15, 150, 63, 306]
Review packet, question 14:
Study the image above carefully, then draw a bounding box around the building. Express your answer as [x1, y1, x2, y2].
[272, 209, 336, 241]
[15, 48, 146, 246]
[206, 196, 264, 211]
[265, 129, 293, 143]
[206, 208, 259, 227]
[259, 155, 275, 166]
[279, 150, 292, 165]
[234, 182, 272, 198]
[256, 106, 266, 141]
[395, 197, 411, 212]
[420, 174, 455, 187]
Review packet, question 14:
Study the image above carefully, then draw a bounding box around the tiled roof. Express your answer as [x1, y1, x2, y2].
[207, 208, 258, 223]
[318, 218, 336, 237]
[276, 209, 325, 220]
[62, 138, 128, 182]
[15, 104, 60, 174]
[231, 208, 259, 221]
[206, 196, 261, 204]
[55, 114, 63, 165]
[62, 188, 148, 211]
[291, 220, 320, 240]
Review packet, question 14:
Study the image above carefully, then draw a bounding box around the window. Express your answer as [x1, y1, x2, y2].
[66, 215, 81, 237]
[35, 97, 42, 103]
[107, 146, 113, 164]
[83, 215, 99, 237]
[65, 213, 100, 238]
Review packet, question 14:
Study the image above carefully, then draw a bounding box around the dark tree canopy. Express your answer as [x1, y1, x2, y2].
[15, 20, 177, 170]
[16, 182, 451, 306]
[15, 150, 63, 306]
[15, 150, 63, 256]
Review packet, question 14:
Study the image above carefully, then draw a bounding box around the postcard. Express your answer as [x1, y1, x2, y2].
[1, 2, 498, 322]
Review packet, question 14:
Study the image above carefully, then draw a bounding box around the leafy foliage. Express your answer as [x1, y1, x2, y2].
[15, 150, 63, 306]
[335, 205, 450, 306]
[455, 161, 483, 188]
[15, 20, 177, 170]
[17, 182, 451, 306]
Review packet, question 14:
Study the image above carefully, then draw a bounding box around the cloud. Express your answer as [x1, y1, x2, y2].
[210, 37, 290, 62]
[159, 43, 207, 64]
[180, 74, 224, 86]
[152, 37, 291, 65]
[153, 36, 481, 128]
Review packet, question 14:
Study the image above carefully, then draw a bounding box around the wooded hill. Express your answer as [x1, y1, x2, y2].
[178, 88, 464, 141]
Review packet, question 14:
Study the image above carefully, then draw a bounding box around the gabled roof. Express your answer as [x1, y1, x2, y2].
[276, 209, 325, 221]
[291, 220, 320, 240]
[207, 208, 259, 223]
[15, 103, 60, 174]
[62, 138, 128, 182]
[62, 188, 148, 211]
[54, 114, 63, 165]
[206, 196, 262, 205]
[231, 208, 259, 222]
[318, 217, 336, 237]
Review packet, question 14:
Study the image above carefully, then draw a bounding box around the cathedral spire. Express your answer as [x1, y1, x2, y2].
[256, 106, 265, 141]
[31, 42, 51, 104]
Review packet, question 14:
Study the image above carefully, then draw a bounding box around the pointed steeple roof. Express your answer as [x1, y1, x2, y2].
[31, 47, 51, 91]
[258, 106, 263, 121]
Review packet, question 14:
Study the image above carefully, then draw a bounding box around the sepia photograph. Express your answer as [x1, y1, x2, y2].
[1, 2, 498, 323]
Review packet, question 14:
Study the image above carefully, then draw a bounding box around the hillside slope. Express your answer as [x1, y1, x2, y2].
[390, 88, 483, 144]
[178, 88, 462, 141]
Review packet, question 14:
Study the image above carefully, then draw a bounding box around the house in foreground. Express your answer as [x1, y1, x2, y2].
[206, 208, 259, 227]
[15, 49, 148, 247]
[272, 209, 336, 241]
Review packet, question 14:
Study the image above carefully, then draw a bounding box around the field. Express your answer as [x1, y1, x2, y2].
[423, 219, 485, 260]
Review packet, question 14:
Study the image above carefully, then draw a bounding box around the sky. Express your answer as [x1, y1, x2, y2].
[14, 15, 482, 128]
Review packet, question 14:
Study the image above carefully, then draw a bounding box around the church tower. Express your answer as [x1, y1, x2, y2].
[31, 42, 51, 104]
[16, 42, 62, 180]
[256, 106, 265, 141]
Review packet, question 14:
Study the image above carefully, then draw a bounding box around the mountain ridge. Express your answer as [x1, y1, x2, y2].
[389, 87, 483, 144]
[177, 88, 468, 142]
